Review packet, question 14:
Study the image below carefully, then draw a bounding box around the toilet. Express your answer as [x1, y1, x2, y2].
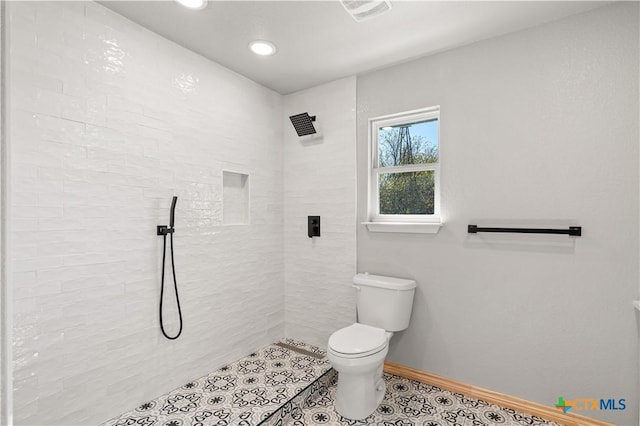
[327, 273, 416, 420]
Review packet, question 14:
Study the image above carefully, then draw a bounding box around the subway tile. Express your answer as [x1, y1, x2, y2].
[14, 280, 63, 300]
[9, 1, 286, 424]
[37, 217, 86, 232]
[13, 256, 64, 273]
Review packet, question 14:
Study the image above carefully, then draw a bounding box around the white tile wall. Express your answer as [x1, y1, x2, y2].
[283, 77, 358, 348]
[8, 2, 284, 424]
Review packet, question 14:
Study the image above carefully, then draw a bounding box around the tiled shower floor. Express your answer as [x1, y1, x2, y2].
[100, 339, 331, 426]
[100, 339, 560, 426]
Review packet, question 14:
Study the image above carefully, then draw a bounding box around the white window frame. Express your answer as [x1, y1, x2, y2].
[367, 106, 441, 230]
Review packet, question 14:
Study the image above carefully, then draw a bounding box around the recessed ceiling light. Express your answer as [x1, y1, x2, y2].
[249, 40, 277, 56]
[175, 0, 207, 10]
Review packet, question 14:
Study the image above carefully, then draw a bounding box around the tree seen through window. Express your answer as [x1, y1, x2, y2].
[378, 120, 438, 215]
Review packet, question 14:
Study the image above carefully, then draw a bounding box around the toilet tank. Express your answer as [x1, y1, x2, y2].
[353, 273, 416, 332]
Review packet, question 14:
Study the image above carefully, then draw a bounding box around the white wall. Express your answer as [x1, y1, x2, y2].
[357, 3, 639, 424]
[8, 2, 284, 425]
[283, 77, 357, 348]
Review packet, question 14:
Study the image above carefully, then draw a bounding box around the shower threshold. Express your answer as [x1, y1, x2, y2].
[100, 339, 333, 426]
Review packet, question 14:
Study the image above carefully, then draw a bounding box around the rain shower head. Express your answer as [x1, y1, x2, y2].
[289, 113, 317, 137]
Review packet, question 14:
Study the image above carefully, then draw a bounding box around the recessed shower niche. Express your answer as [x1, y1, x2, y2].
[223, 170, 250, 225]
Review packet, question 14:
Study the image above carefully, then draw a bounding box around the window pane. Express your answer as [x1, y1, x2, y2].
[378, 119, 438, 167]
[379, 170, 435, 215]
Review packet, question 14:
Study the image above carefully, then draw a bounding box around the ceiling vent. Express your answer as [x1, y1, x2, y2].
[340, 0, 392, 22]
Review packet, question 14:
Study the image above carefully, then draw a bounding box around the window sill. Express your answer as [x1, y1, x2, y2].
[362, 222, 442, 234]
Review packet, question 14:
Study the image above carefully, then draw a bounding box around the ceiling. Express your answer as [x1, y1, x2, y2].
[101, 1, 607, 94]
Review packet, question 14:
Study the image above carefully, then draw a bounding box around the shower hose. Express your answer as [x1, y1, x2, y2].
[160, 231, 183, 340]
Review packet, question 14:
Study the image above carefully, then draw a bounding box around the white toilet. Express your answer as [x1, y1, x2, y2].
[327, 273, 416, 420]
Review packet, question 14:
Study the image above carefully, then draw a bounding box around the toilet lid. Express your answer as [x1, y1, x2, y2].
[328, 323, 387, 355]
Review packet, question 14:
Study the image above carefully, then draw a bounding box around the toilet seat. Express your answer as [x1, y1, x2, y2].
[328, 323, 388, 358]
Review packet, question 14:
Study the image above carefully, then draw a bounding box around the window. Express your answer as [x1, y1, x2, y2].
[366, 106, 441, 233]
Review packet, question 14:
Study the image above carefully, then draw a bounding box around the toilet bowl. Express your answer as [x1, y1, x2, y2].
[328, 323, 391, 420]
[327, 273, 416, 420]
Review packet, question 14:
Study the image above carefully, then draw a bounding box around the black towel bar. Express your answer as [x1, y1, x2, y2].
[467, 225, 581, 236]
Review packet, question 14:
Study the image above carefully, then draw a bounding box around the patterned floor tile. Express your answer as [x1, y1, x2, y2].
[295, 373, 562, 426]
[99, 340, 561, 426]
[99, 339, 330, 426]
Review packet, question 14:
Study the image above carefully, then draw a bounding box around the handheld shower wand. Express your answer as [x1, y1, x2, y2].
[157, 196, 183, 340]
[169, 196, 177, 229]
